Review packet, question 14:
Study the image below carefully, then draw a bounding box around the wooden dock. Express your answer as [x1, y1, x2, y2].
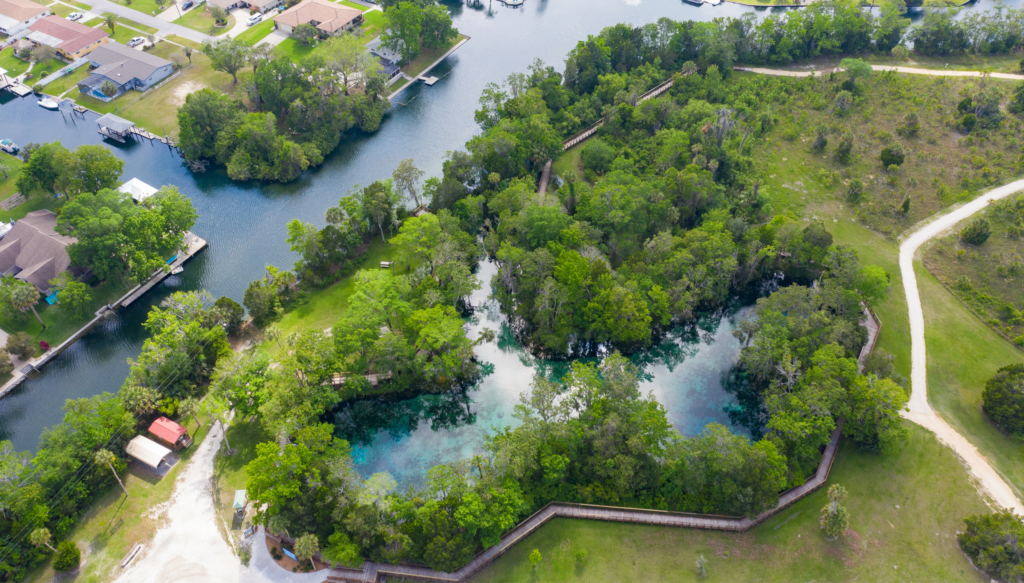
[120, 232, 207, 308]
[328, 421, 845, 583]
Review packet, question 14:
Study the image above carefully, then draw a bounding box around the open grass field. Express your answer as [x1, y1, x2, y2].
[922, 192, 1024, 347]
[111, 0, 169, 18]
[83, 15, 104, 26]
[174, 6, 234, 36]
[48, 2, 76, 17]
[70, 50, 243, 138]
[357, 8, 385, 43]
[338, 0, 366, 9]
[105, 22, 148, 44]
[473, 423, 989, 583]
[66, 0, 92, 10]
[234, 16, 274, 45]
[0, 193, 62, 223]
[0, 154, 23, 202]
[737, 70, 1024, 240]
[166, 34, 203, 50]
[24, 419, 212, 583]
[0, 278, 126, 349]
[0, 48, 30, 77]
[18, 57, 65, 83]
[42, 63, 91, 95]
[113, 14, 159, 33]
[400, 34, 465, 79]
[274, 36, 317, 63]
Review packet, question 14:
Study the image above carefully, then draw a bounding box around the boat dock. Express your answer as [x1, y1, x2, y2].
[120, 232, 207, 308]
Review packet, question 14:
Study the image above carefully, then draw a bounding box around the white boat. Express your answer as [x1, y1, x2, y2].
[37, 98, 58, 110]
[0, 139, 17, 154]
[170, 266, 184, 275]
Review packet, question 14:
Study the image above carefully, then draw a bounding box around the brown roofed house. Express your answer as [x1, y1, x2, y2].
[0, 0, 49, 36]
[0, 210, 85, 292]
[26, 15, 109, 60]
[273, 0, 362, 35]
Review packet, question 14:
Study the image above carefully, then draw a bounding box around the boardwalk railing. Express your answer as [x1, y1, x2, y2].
[328, 420, 846, 583]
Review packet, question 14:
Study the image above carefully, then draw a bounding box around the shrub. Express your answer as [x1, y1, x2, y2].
[959, 217, 991, 245]
[581, 138, 615, 174]
[879, 145, 905, 167]
[574, 548, 587, 565]
[812, 126, 827, 152]
[696, 554, 708, 577]
[845, 179, 864, 203]
[897, 112, 920, 137]
[960, 113, 977, 132]
[32, 84, 42, 94]
[0, 351, 11, 375]
[6, 332, 34, 360]
[958, 97, 974, 114]
[529, 549, 541, 569]
[958, 511, 1024, 582]
[53, 541, 80, 571]
[981, 363, 1024, 438]
[834, 132, 854, 164]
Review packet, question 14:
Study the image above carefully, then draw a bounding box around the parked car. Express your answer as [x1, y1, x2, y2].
[246, 13, 262, 26]
[181, 0, 194, 9]
[66, 11, 84, 20]
[127, 36, 146, 48]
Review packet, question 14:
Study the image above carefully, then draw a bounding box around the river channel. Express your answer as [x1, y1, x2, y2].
[0, 0, 1013, 485]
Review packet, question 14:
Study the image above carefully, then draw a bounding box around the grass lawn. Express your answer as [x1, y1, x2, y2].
[922, 194, 1024, 347]
[0, 48, 30, 77]
[234, 17, 274, 46]
[337, 0, 366, 9]
[42, 63, 91, 95]
[274, 36, 318, 63]
[863, 52, 1024, 74]
[48, 2, 76, 16]
[400, 34, 464, 79]
[551, 146, 583, 184]
[212, 422, 272, 549]
[112, 0, 168, 19]
[473, 423, 989, 583]
[0, 278, 127, 348]
[174, 7, 234, 36]
[166, 34, 203, 50]
[112, 14, 159, 33]
[0, 154, 23, 202]
[24, 418, 212, 583]
[0, 193, 62, 223]
[82, 15, 103, 26]
[21, 57, 65, 84]
[105, 23, 148, 44]
[357, 8, 384, 44]
[66, 0, 92, 9]
[69, 51, 244, 138]
[386, 76, 410, 98]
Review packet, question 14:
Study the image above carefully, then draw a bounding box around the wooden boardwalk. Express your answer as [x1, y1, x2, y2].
[120, 232, 207, 308]
[857, 307, 882, 372]
[328, 421, 845, 583]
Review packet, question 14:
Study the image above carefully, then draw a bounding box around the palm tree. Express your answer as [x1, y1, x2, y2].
[294, 533, 319, 571]
[30, 528, 56, 552]
[104, 14, 117, 33]
[101, 80, 119, 110]
[0, 161, 8, 179]
[183, 46, 192, 63]
[9, 281, 44, 329]
[179, 396, 201, 429]
[94, 449, 129, 498]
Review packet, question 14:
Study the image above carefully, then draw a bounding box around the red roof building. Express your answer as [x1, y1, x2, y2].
[26, 15, 108, 59]
[148, 416, 193, 450]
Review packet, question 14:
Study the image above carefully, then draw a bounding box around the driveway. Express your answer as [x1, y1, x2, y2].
[257, 28, 289, 47]
[225, 8, 257, 38]
[899, 178, 1024, 514]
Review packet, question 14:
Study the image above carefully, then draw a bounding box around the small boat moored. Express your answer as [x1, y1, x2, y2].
[170, 266, 184, 275]
[0, 139, 18, 155]
[37, 98, 59, 110]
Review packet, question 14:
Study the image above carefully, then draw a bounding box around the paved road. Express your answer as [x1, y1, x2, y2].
[899, 178, 1024, 514]
[84, 0, 213, 43]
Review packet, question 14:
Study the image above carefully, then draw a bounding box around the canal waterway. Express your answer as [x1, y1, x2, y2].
[0, 0, 1015, 479]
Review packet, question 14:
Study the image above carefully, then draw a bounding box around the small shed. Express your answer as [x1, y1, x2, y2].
[96, 113, 135, 143]
[126, 435, 172, 469]
[148, 416, 193, 450]
[233, 490, 247, 514]
[118, 177, 158, 203]
[380, 261, 392, 269]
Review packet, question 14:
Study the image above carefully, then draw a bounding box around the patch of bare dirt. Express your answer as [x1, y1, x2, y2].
[170, 80, 205, 107]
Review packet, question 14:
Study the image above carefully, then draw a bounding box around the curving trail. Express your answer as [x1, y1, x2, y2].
[738, 65, 1024, 80]
[899, 178, 1024, 514]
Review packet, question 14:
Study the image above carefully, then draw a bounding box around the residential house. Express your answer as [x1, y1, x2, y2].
[0, 0, 49, 36]
[207, 0, 247, 11]
[249, 0, 285, 14]
[148, 417, 193, 450]
[273, 0, 361, 35]
[0, 210, 85, 293]
[78, 42, 174, 101]
[26, 15, 108, 60]
[366, 37, 402, 79]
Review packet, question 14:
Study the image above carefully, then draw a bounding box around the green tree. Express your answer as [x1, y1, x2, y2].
[101, 80, 119, 110]
[391, 214, 441, 269]
[294, 533, 320, 570]
[381, 2, 423, 63]
[695, 554, 707, 577]
[57, 144, 125, 197]
[15, 142, 67, 195]
[94, 449, 128, 498]
[293, 23, 318, 45]
[959, 217, 991, 245]
[7, 279, 44, 329]
[819, 483, 849, 539]
[31, 44, 55, 64]
[420, 4, 457, 50]
[53, 279, 92, 319]
[322, 531, 362, 568]
[392, 158, 425, 207]
[104, 13, 117, 33]
[208, 4, 228, 24]
[177, 89, 243, 161]
[981, 364, 1024, 438]
[880, 145, 905, 167]
[29, 527, 56, 552]
[53, 541, 80, 571]
[202, 38, 249, 84]
[529, 549, 542, 568]
[958, 511, 1024, 582]
[839, 58, 872, 87]
[845, 375, 909, 454]
[314, 34, 380, 95]
[357, 180, 401, 243]
[179, 396, 201, 428]
[5, 331, 34, 360]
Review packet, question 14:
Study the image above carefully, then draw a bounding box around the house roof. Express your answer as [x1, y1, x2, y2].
[0, 210, 76, 292]
[274, 0, 361, 33]
[96, 112, 135, 133]
[207, 0, 238, 9]
[118, 177, 158, 202]
[27, 15, 107, 54]
[126, 435, 171, 469]
[0, 0, 47, 25]
[250, 0, 281, 10]
[87, 42, 172, 83]
[148, 416, 187, 444]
